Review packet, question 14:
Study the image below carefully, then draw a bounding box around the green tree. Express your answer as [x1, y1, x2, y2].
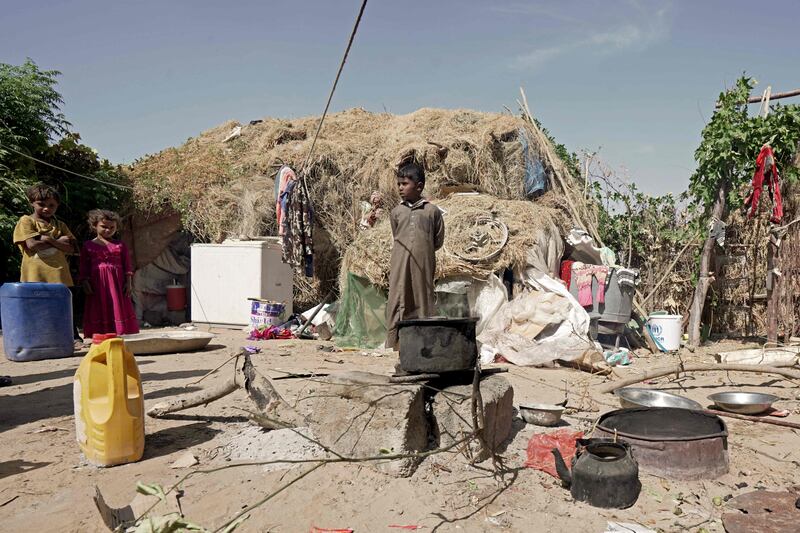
[1, 59, 130, 282]
[686, 75, 800, 346]
[690, 76, 800, 212]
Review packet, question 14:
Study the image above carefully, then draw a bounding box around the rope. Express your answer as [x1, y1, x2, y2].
[299, 0, 368, 178]
[0, 142, 133, 190]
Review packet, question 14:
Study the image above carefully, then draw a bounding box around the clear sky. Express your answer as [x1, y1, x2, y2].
[3, 1, 799, 195]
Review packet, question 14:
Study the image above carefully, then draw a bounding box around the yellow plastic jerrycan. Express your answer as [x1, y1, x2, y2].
[73, 333, 144, 466]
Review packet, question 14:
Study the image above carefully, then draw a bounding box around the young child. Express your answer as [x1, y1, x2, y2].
[13, 183, 82, 346]
[386, 162, 445, 349]
[79, 209, 139, 338]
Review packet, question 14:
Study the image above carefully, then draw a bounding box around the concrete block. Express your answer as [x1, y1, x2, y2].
[298, 371, 428, 477]
[432, 374, 514, 461]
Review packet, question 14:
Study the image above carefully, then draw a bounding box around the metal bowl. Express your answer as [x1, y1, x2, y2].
[614, 388, 703, 410]
[708, 392, 779, 415]
[519, 404, 565, 426]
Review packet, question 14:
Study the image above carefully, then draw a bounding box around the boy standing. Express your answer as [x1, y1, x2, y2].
[386, 162, 445, 349]
[13, 183, 82, 345]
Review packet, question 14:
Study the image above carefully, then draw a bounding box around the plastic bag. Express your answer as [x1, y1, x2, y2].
[332, 273, 388, 349]
[519, 128, 547, 197]
[524, 429, 584, 478]
[478, 272, 599, 366]
[469, 274, 508, 336]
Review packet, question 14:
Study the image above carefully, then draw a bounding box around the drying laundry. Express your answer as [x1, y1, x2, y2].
[615, 267, 638, 289]
[280, 174, 314, 277]
[744, 144, 783, 223]
[573, 265, 609, 306]
[559, 260, 575, 289]
[275, 165, 298, 234]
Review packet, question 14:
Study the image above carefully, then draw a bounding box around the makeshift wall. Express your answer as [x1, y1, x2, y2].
[121, 209, 182, 269]
[713, 170, 800, 338]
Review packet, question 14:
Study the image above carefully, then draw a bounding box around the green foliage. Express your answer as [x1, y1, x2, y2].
[532, 116, 582, 179]
[0, 60, 130, 282]
[0, 59, 70, 159]
[690, 76, 800, 213]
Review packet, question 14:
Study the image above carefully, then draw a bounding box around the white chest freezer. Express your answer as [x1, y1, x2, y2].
[190, 239, 293, 325]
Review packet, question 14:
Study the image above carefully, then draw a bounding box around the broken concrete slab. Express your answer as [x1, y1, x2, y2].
[222, 424, 327, 472]
[432, 374, 514, 461]
[297, 371, 428, 477]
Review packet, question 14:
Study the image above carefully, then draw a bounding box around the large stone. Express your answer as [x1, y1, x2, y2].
[297, 371, 428, 477]
[432, 374, 514, 461]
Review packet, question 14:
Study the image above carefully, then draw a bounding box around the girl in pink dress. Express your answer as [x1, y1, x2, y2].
[79, 209, 139, 338]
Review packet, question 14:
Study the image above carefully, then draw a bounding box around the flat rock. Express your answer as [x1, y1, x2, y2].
[169, 452, 199, 469]
[432, 374, 514, 461]
[297, 371, 428, 477]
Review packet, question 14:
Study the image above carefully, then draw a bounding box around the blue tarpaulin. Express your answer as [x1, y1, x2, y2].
[519, 128, 547, 197]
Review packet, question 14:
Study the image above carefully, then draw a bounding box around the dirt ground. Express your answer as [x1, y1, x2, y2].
[1, 328, 798, 533]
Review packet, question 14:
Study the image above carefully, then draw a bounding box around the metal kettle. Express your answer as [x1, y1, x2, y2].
[551, 439, 641, 509]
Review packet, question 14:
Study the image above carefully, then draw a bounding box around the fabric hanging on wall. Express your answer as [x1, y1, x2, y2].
[275, 166, 297, 235]
[744, 145, 783, 224]
[280, 178, 314, 277]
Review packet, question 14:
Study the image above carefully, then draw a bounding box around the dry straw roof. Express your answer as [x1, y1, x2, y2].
[341, 194, 567, 290]
[129, 107, 566, 306]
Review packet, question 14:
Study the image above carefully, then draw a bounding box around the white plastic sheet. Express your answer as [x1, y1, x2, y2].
[468, 274, 508, 336]
[478, 271, 600, 367]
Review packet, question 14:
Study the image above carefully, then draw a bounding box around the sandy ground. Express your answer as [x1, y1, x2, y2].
[1, 328, 799, 533]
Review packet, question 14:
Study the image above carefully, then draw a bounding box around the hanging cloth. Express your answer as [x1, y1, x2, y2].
[744, 145, 783, 224]
[275, 166, 297, 235]
[281, 179, 314, 277]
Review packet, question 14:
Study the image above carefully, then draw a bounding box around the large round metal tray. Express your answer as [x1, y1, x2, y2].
[595, 407, 729, 480]
[614, 388, 703, 410]
[708, 391, 779, 415]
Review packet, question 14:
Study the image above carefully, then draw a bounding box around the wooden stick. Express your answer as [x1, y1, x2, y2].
[704, 409, 800, 430]
[642, 230, 701, 305]
[596, 363, 800, 394]
[147, 351, 305, 428]
[240, 353, 307, 428]
[186, 349, 244, 387]
[716, 88, 800, 107]
[687, 179, 728, 348]
[148, 377, 240, 417]
[518, 88, 603, 246]
[296, 289, 335, 338]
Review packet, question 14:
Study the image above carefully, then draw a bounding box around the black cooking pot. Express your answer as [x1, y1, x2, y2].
[397, 317, 478, 373]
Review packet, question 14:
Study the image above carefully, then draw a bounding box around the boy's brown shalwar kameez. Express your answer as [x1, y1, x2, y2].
[386, 199, 445, 349]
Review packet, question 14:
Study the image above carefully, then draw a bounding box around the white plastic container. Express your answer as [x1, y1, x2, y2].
[191, 239, 293, 325]
[647, 314, 682, 351]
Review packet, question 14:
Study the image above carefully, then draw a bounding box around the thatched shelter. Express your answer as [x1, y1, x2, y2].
[129, 107, 573, 308]
[713, 158, 800, 339]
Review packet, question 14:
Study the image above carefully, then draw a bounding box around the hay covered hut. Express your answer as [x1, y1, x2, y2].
[129, 107, 578, 309]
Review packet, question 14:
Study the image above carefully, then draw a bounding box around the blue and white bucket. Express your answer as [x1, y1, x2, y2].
[250, 300, 285, 329]
[647, 314, 682, 351]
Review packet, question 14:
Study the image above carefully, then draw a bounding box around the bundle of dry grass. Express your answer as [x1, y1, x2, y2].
[340, 194, 567, 289]
[129, 107, 565, 308]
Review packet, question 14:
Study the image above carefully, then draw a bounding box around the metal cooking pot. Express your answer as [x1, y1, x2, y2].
[595, 407, 729, 480]
[397, 317, 478, 373]
[552, 439, 641, 509]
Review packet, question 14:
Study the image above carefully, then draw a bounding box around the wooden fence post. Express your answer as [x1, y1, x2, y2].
[687, 179, 729, 349]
